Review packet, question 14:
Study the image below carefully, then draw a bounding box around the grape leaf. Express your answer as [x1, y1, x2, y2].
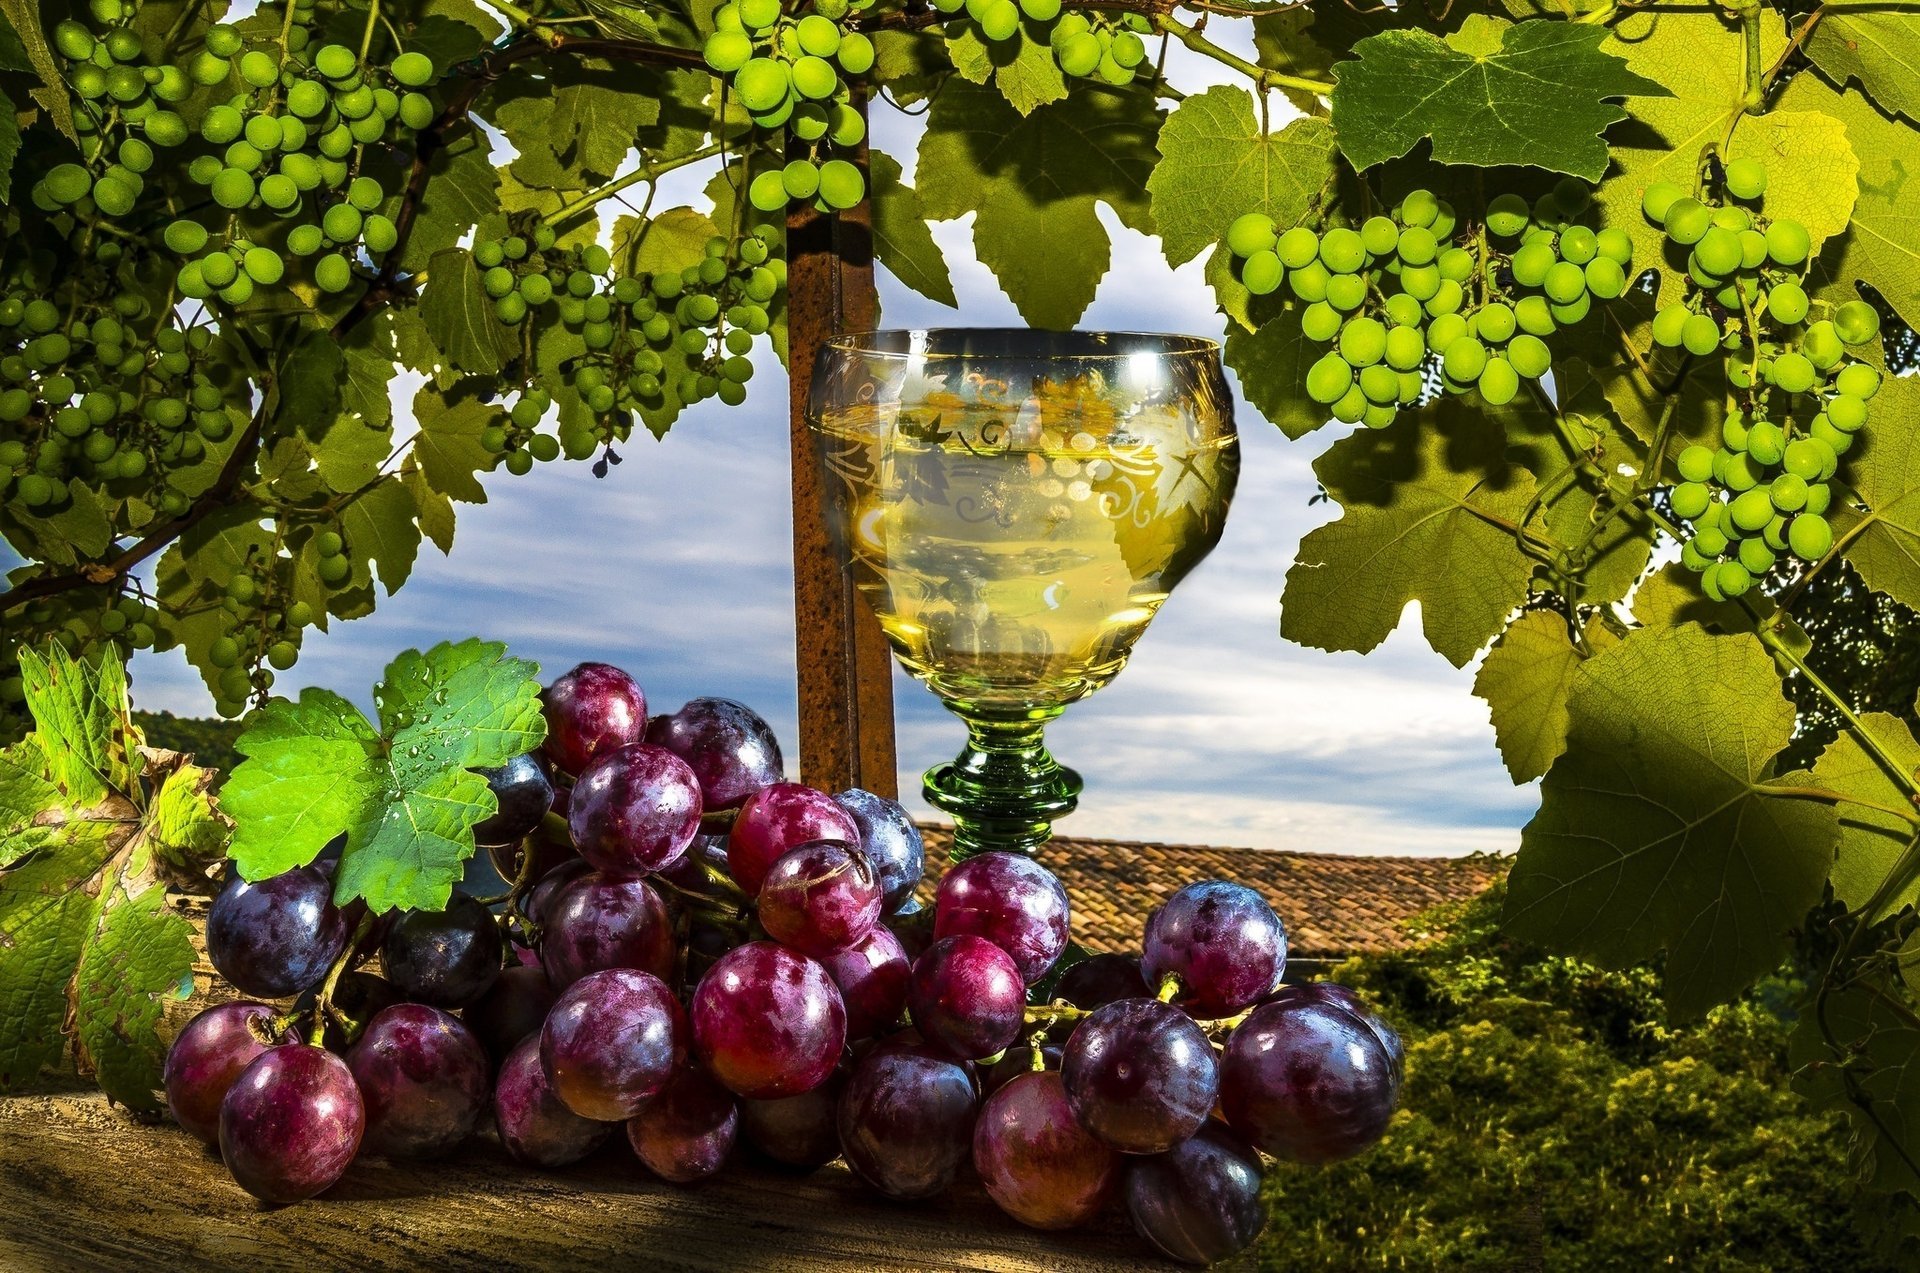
[871, 151, 956, 309]
[917, 80, 1163, 330]
[1282, 401, 1540, 667]
[1722, 108, 1859, 252]
[1329, 15, 1669, 180]
[1473, 609, 1621, 783]
[1837, 361, 1920, 611]
[1790, 968, 1920, 1202]
[1251, 4, 1345, 113]
[0, 0, 75, 141]
[340, 477, 421, 595]
[420, 249, 512, 376]
[0, 85, 20, 204]
[411, 383, 499, 504]
[0, 647, 225, 1109]
[1807, 10, 1920, 124]
[1147, 89, 1336, 270]
[220, 639, 545, 913]
[1504, 624, 1838, 1018]
[945, 20, 1067, 116]
[615, 206, 721, 278]
[1631, 561, 1762, 634]
[1809, 713, 1920, 923]
[400, 128, 505, 273]
[1222, 302, 1331, 440]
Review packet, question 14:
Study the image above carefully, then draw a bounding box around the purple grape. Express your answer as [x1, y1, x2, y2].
[218, 1043, 364, 1204]
[164, 1001, 279, 1145]
[981, 1045, 1062, 1099]
[690, 942, 846, 1099]
[495, 1034, 615, 1168]
[539, 968, 686, 1121]
[1267, 982, 1404, 1083]
[1125, 1122, 1267, 1265]
[567, 743, 703, 875]
[820, 924, 910, 1040]
[974, 1071, 1120, 1230]
[539, 870, 676, 991]
[472, 751, 555, 847]
[907, 935, 1025, 1061]
[1055, 953, 1150, 1009]
[737, 1074, 843, 1169]
[757, 840, 882, 957]
[727, 782, 859, 895]
[833, 789, 925, 914]
[380, 893, 503, 1009]
[206, 865, 348, 998]
[644, 697, 784, 810]
[626, 1065, 740, 1183]
[463, 964, 556, 1062]
[525, 858, 592, 927]
[541, 661, 647, 777]
[346, 1003, 491, 1158]
[933, 852, 1069, 984]
[836, 1049, 977, 1200]
[1219, 998, 1398, 1164]
[1142, 880, 1287, 1016]
[1061, 998, 1218, 1154]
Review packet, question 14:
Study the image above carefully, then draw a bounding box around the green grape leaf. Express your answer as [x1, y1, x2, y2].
[946, 20, 1067, 116]
[1631, 561, 1762, 634]
[276, 330, 348, 443]
[1787, 75, 1920, 330]
[918, 80, 1163, 331]
[1790, 967, 1920, 1202]
[1807, 10, 1920, 124]
[1251, 4, 1345, 112]
[420, 248, 513, 377]
[340, 477, 421, 596]
[1330, 15, 1669, 180]
[0, 647, 225, 1109]
[1222, 302, 1331, 440]
[401, 129, 505, 272]
[0, 0, 75, 141]
[871, 150, 957, 309]
[872, 30, 949, 108]
[1838, 363, 1920, 611]
[1, 478, 115, 567]
[412, 384, 500, 504]
[1282, 401, 1540, 667]
[404, 464, 458, 555]
[0, 85, 20, 203]
[1148, 89, 1336, 270]
[615, 206, 721, 278]
[1809, 712, 1920, 923]
[221, 639, 545, 913]
[1504, 624, 1837, 1018]
[1722, 108, 1859, 251]
[1473, 609, 1621, 783]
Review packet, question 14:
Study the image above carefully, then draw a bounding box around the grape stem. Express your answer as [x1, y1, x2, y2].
[306, 912, 374, 1047]
[1757, 623, 1920, 805]
[359, 0, 383, 62]
[1155, 972, 1180, 1003]
[548, 141, 734, 232]
[1151, 14, 1336, 99]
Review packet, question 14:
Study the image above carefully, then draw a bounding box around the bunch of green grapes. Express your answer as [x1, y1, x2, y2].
[701, 0, 873, 214]
[202, 568, 314, 716]
[0, 587, 167, 710]
[1646, 158, 1884, 599]
[468, 223, 785, 463]
[1223, 179, 1627, 428]
[36, 16, 194, 216]
[926, 0, 1153, 87]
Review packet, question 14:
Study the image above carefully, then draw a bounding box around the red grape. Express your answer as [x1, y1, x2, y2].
[726, 782, 859, 895]
[471, 751, 554, 847]
[381, 894, 503, 1009]
[206, 865, 348, 998]
[833, 789, 926, 914]
[347, 1003, 490, 1159]
[1124, 1122, 1267, 1264]
[907, 935, 1025, 1061]
[644, 697, 783, 809]
[690, 941, 846, 1099]
[836, 1049, 977, 1199]
[567, 743, 703, 875]
[626, 1065, 740, 1183]
[1141, 880, 1286, 1015]
[164, 1001, 279, 1145]
[463, 964, 556, 1062]
[933, 852, 1069, 983]
[973, 1071, 1120, 1230]
[541, 661, 647, 777]
[539, 870, 675, 991]
[757, 840, 882, 956]
[819, 924, 910, 1040]
[1061, 998, 1217, 1153]
[1219, 997, 1397, 1164]
[525, 858, 592, 927]
[737, 1073, 844, 1169]
[540, 967, 686, 1121]
[1055, 953, 1150, 1009]
[495, 1035, 615, 1168]
[218, 1043, 364, 1204]
[1268, 982, 1404, 1084]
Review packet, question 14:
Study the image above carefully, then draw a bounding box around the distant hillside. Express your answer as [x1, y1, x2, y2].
[135, 712, 243, 774]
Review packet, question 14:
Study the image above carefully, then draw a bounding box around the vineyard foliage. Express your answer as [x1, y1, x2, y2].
[0, 0, 1918, 1246]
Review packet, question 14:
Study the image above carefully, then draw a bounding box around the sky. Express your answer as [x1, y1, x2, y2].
[17, 24, 1541, 857]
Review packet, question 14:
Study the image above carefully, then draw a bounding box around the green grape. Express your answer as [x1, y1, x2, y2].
[749, 169, 789, 212]
[348, 176, 382, 211]
[43, 163, 91, 204]
[244, 247, 284, 285]
[315, 44, 357, 79]
[1319, 227, 1366, 274]
[780, 158, 821, 201]
[391, 51, 435, 86]
[1399, 263, 1441, 301]
[314, 253, 353, 293]
[1681, 312, 1721, 356]
[1510, 242, 1554, 287]
[1766, 281, 1809, 325]
[828, 102, 865, 147]
[210, 167, 254, 209]
[1325, 273, 1367, 312]
[364, 214, 399, 254]
[1339, 316, 1388, 367]
[1737, 229, 1767, 271]
[1287, 260, 1330, 303]
[1693, 525, 1730, 557]
[1360, 216, 1398, 257]
[818, 159, 865, 210]
[1473, 302, 1517, 344]
[735, 58, 790, 111]
[1728, 487, 1773, 532]
[1300, 300, 1340, 342]
[1384, 325, 1426, 372]
[1275, 226, 1319, 269]
[1738, 537, 1778, 577]
[1663, 198, 1711, 245]
[1766, 219, 1810, 267]
[1383, 293, 1423, 328]
[199, 252, 239, 289]
[1834, 300, 1881, 346]
[163, 219, 208, 254]
[1810, 415, 1853, 457]
[400, 92, 435, 130]
[1442, 335, 1488, 383]
[1557, 225, 1597, 266]
[839, 32, 876, 74]
[1398, 189, 1439, 229]
[1330, 383, 1367, 425]
[1542, 260, 1587, 305]
[1801, 321, 1843, 370]
[1396, 226, 1437, 267]
[791, 54, 839, 100]
[1721, 410, 1751, 452]
[1595, 227, 1632, 267]
[1745, 419, 1786, 465]
[1424, 279, 1463, 318]
[1827, 394, 1867, 432]
[1769, 472, 1808, 512]
[1056, 31, 1100, 77]
[1357, 363, 1399, 405]
[1304, 352, 1352, 405]
[1801, 483, 1832, 517]
[521, 273, 555, 305]
[739, 0, 782, 27]
[1769, 351, 1815, 393]
[1436, 247, 1474, 283]
[1584, 257, 1626, 300]
[1691, 226, 1742, 277]
[1715, 561, 1755, 598]
[1670, 480, 1712, 520]
[1788, 512, 1833, 560]
[1515, 295, 1557, 337]
[1429, 200, 1458, 240]
[1507, 333, 1551, 378]
[1477, 356, 1519, 406]
[1485, 193, 1530, 238]
[1426, 312, 1468, 354]
[323, 202, 363, 242]
[1836, 362, 1880, 400]
[1781, 438, 1826, 482]
[792, 102, 831, 143]
[237, 50, 277, 88]
[1225, 213, 1278, 259]
[1723, 157, 1767, 201]
[704, 29, 754, 72]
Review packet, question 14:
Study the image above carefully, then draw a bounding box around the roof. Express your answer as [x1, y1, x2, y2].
[917, 825, 1506, 962]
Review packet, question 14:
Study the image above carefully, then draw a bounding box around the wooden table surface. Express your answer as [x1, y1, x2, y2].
[0, 1089, 1171, 1273]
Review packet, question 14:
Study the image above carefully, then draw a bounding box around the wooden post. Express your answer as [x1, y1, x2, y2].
[785, 93, 898, 798]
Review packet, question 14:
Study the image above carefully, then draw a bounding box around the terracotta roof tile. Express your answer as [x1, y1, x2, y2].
[917, 826, 1505, 961]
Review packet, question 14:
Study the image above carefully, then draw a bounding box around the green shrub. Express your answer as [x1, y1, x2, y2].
[1255, 878, 1891, 1271]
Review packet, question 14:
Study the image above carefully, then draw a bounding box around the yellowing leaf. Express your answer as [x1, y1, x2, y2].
[1808, 712, 1920, 923]
[1474, 609, 1620, 783]
[1722, 108, 1859, 250]
[1807, 10, 1920, 124]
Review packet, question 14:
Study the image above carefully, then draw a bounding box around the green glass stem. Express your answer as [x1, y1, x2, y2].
[922, 708, 1082, 860]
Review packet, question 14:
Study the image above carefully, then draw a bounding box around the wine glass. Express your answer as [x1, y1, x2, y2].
[807, 330, 1239, 860]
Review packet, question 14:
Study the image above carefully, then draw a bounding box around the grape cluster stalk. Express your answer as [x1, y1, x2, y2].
[170, 660, 1402, 1264]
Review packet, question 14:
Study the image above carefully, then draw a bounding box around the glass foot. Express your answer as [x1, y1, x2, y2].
[922, 711, 1082, 860]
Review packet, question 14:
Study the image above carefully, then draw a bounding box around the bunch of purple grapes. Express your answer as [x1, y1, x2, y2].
[168, 660, 1402, 1265]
